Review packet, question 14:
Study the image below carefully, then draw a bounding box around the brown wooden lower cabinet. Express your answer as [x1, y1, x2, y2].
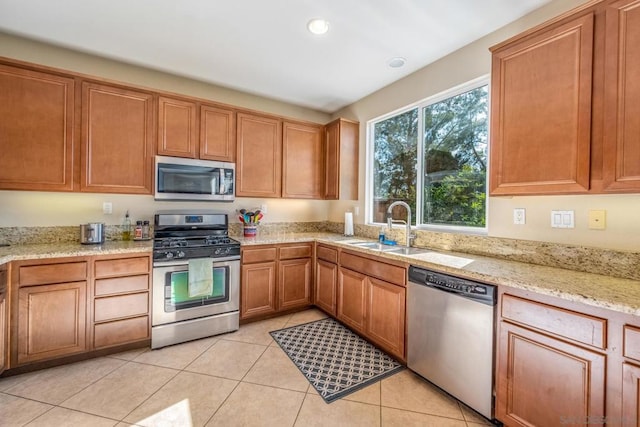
[240, 243, 312, 320]
[278, 258, 311, 311]
[0, 265, 8, 374]
[622, 363, 640, 426]
[315, 259, 338, 315]
[8, 253, 150, 369]
[336, 250, 407, 360]
[496, 321, 606, 427]
[366, 277, 405, 358]
[241, 261, 277, 319]
[92, 253, 151, 350]
[17, 281, 88, 365]
[337, 267, 367, 333]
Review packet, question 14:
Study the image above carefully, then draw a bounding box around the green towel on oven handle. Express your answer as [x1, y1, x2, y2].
[188, 258, 213, 297]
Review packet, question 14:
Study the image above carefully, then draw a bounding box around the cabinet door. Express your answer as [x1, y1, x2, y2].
[489, 14, 594, 195]
[241, 261, 277, 319]
[278, 258, 311, 311]
[366, 277, 405, 359]
[315, 259, 337, 315]
[0, 65, 76, 191]
[200, 104, 236, 161]
[337, 267, 367, 333]
[282, 121, 323, 199]
[623, 363, 640, 427]
[324, 119, 359, 200]
[157, 96, 198, 158]
[236, 113, 281, 197]
[0, 266, 6, 374]
[81, 82, 154, 194]
[496, 321, 606, 427]
[603, 0, 640, 191]
[17, 282, 87, 365]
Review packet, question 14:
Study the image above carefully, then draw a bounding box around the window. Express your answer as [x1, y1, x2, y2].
[370, 77, 488, 230]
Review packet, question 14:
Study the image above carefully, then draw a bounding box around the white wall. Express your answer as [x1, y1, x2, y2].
[0, 32, 332, 227]
[0, 191, 330, 227]
[329, 0, 640, 251]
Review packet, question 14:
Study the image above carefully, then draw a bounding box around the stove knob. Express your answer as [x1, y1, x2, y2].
[177, 251, 185, 258]
[214, 248, 221, 255]
[165, 252, 174, 259]
[224, 248, 231, 254]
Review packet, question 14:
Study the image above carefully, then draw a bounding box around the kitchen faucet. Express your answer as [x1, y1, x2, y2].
[386, 201, 416, 247]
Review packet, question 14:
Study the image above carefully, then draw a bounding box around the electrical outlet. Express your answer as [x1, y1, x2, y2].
[354, 206, 360, 216]
[103, 202, 113, 214]
[513, 208, 526, 225]
[260, 204, 268, 214]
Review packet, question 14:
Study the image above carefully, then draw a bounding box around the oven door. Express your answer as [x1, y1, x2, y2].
[152, 257, 239, 326]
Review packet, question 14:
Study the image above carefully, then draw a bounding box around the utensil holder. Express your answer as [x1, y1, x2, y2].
[243, 225, 258, 238]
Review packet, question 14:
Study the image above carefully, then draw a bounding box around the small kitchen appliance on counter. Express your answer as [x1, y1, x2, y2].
[79, 223, 105, 244]
[151, 211, 241, 349]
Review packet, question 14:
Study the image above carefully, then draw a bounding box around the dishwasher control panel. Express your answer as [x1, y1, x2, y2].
[408, 265, 496, 305]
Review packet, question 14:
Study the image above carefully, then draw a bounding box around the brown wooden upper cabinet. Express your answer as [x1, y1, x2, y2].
[490, 0, 640, 195]
[282, 121, 324, 199]
[157, 96, 236, 162]
[325, 118, 359, 200]
[490, 13, 594, 195]
[602, 0, 640, 191]
[81, 82, 154, 194]
[236, 113, 282, 198]
[0, 64, 76, 192]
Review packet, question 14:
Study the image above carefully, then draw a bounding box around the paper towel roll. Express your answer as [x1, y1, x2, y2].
[344, 212, 354, 236]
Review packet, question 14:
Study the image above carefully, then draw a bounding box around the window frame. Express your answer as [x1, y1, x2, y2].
[366, 75, 490, 234]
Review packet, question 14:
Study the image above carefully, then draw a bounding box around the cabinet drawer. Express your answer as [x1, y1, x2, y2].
[242, 247, 277, 263]
[340, 252, 405, 287]
[279, 244, 312, 260]
[317, 245, 338, 263]
[94, 316, 149, 348]
[95, 275, 149, 296]
[501, 294, 606, 349]
[94, 293, 149, 322]
[624, 325, 640, 362]
[19, 262, 87, 286]
[94, 256, 149, 278]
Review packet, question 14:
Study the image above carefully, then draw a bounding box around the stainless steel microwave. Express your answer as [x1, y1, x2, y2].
[155, 156, 235, 201]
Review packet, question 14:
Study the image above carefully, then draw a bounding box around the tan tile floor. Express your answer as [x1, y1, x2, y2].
[0, 309, 494, 427]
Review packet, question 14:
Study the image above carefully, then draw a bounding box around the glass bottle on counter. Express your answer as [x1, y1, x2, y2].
[134, 221, 143, 240]
[142, 220, 150, 239]
[122, 211, 132, 241]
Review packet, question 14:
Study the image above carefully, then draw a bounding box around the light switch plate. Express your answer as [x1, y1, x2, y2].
[588, 210, 606, 230]
[103, 202, 112, 214]
[551, 210, 574, 228]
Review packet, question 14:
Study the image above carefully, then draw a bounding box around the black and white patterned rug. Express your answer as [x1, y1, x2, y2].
[270, 317, 404, 403]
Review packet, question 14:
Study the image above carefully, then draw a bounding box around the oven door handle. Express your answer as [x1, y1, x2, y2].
[153, 256, 240, 268]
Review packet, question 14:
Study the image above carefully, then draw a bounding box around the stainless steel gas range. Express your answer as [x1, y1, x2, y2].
[151, 212, 241, 349]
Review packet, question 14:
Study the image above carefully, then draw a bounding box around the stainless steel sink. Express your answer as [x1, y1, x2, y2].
[343, 240, 429, 256]
[382, 246, 430, 255]
[350, 242, 388, 250]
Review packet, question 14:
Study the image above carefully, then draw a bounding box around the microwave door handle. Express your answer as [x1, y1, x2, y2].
[219, 169, 225, 194]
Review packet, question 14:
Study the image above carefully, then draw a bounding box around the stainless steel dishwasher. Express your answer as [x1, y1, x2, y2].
[407, 265, 497, 420]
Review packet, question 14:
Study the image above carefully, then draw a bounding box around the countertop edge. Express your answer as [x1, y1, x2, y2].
[1, 234, 638, 316]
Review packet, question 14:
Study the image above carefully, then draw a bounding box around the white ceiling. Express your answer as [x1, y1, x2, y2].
[0, 0, 552, 113]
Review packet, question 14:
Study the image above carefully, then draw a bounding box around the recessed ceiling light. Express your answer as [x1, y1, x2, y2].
[387, 57, 406, 68]
[307, 18, 330, 35]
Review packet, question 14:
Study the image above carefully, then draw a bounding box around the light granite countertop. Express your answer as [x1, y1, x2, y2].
[1, 232, 639, 316]
[0, 240, 152, 265]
